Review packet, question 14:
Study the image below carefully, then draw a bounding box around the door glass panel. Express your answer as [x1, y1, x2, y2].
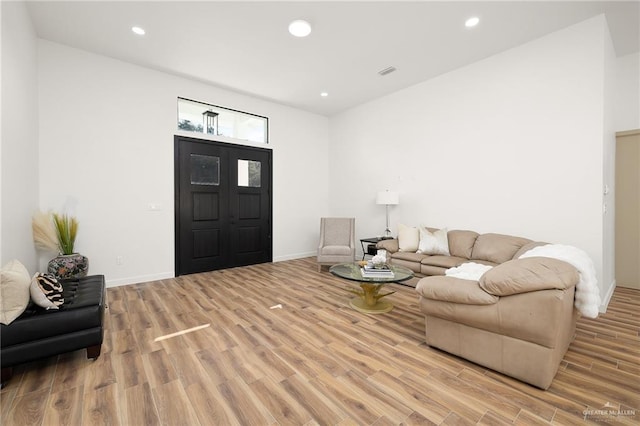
[190, 154, 220, 185]
[238, 160, 261, 187]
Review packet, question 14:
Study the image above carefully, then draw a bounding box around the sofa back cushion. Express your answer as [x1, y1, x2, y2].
[471, 233, 531, 264]
[376, 238, 399, 253]
[448, 230, 479, 259]
[512, 241, 548, 259]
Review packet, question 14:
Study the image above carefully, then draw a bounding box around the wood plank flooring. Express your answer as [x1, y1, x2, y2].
[1, 257, 639, 425]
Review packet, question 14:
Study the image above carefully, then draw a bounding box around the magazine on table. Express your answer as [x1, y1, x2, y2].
[361, 268, 394, 278]
[363, 263, 392, 272]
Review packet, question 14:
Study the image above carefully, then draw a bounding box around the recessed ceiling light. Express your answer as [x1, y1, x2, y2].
[131, 26, 146, 35]
[465, 17, 480, 28]
[288, 20, 311, 37]
[320, 92, 328, 97]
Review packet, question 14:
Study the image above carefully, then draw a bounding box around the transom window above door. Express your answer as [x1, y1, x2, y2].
[178, 98, 269, 144]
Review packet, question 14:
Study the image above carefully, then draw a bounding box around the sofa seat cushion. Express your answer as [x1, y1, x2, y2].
[480, 257, 578, 296]
[416, 276, 498, 305]
[1, 276, 105, 347]
[320, 245, 352, 256]
[471, 233, 532, 264]
[420, 265, 447, 276]
[392, 258, 422, 273]
[391, 251, 429, 263]
[420, 255, 467, 269]
[469, 259, 498, 267]
[390, 251, 428, 273]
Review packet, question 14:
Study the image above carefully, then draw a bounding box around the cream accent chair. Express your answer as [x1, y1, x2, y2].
[317, 218, 356, 271]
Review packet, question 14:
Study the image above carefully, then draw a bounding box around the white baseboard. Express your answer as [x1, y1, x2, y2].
[273, 251, 316, 262]
[599, 279, 616, 313]
[103, 254, 318, 288]
[106, 271, 174, 288]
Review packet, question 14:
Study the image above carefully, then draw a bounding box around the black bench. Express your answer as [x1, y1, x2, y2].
[1, 275, 105, 385]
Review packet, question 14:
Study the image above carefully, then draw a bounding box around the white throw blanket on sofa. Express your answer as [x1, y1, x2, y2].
[519, 244, 600, 319]
[445, 262, 493, 281]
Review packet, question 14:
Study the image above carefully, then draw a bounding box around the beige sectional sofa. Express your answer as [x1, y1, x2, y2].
[377, 229, 579, 389]
[376, 229, 546, 276]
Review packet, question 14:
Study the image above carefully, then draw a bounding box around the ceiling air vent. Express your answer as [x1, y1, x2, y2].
[378, 66, 397, 76]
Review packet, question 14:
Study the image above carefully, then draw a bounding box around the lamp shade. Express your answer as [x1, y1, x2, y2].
[376, 191, 399, 205]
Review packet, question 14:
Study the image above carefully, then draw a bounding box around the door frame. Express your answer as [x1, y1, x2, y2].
[615, 129, 640, 289]
[174, 135, 273, 276]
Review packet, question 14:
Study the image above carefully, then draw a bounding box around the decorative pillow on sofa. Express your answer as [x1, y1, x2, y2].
[30, 273, 64, 310]
[397, 224, 419, 252]
[417, 227, 450, 255]
[0, 259, 32, 325]
[479, 257, 578, 296]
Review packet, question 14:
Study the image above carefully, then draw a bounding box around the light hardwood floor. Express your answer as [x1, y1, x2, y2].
[1, 257, 639, 425]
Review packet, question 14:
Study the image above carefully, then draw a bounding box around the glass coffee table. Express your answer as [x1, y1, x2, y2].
[329, 263, 414, 314]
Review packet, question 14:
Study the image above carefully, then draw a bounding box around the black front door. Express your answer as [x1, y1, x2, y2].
[175, 136, 272, 275]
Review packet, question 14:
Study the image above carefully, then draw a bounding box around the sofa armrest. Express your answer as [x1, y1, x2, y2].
[376, 238, 399, 253]
[479, 257, 578, 296]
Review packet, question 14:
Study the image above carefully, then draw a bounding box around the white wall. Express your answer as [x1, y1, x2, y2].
[1, 1, 39, 272]
[329, 16, 613, 308]
[38, 40, 329, 286]
[615, 52, 640, 131]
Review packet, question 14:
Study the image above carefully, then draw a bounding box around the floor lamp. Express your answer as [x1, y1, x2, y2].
[376, 190, 399, 238]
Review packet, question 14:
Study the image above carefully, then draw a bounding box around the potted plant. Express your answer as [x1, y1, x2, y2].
[32, 211, 89, 279]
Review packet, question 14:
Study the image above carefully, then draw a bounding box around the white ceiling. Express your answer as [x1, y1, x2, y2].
[26, 1, 640, 116]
